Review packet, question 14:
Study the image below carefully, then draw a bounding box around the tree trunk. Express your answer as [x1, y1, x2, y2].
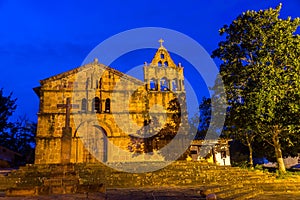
[246, 134, 254, 169]
[272, 129, 286, 174]
[248, 143, 254, 169]
[212, 147, 217, 164]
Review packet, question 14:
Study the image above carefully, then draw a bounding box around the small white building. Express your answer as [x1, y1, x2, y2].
[190, 139, 231, 166]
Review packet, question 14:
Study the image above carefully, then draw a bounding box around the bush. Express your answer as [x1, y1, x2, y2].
[232, 160, 249, 168]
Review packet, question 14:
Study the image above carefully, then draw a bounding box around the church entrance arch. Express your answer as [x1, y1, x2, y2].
[73, 120, 108, 163]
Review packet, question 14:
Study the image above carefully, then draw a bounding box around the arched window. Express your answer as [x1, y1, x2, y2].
[164, 61, 168, 66]
[158, 61, 162, 67]
[92, 97, 100, 113]
[160, 78, 169, 91]
[149, 79, 157, 90]
[172, 79, 179, 91]
[105, 98, 111, 113]
[160, 54, 164, 59]
[81, 98, 87, 112]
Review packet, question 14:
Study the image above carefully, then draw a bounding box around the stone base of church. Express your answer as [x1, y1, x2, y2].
[5, 157, 229, 197]
[4, 163, 106, 196]
[3, 160, 280, 198]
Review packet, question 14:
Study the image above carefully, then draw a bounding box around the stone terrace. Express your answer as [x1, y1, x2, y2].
[1, 161, 300, 199]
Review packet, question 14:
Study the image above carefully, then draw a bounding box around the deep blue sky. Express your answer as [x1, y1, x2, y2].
[0, 0, 299, 122]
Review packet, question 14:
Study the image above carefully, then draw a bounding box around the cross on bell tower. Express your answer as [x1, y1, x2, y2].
[158, 38, 164, 47]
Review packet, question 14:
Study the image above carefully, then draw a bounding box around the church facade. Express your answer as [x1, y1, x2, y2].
[33, 42, 189, 164]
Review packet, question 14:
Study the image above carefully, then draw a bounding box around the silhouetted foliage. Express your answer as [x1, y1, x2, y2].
[0, 89, 36, 166]
[0, 89, 16, 135]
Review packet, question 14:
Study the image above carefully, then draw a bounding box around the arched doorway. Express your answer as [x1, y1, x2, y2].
[93, 125, 108, 162]
[73, 121, 108, 163]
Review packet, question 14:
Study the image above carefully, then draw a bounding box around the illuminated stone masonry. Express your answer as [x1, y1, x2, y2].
[33, 42, 189, 164]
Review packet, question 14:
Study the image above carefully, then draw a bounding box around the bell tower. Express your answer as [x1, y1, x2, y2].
[141, 39, 188, 154]
[143, 39, 185, 93]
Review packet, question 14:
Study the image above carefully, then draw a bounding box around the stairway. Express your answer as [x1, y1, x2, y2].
[1, 161, 299, 199]
[104, 161, 274, 199]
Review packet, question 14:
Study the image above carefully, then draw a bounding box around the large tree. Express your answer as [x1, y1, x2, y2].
[212, 4, 300, 173]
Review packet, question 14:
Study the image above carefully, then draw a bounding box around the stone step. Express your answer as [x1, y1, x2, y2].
[197, 184, 242, 196]
[258, 182, 300, 192]
[5, 176, 105, 196]
[10, 169, 77, 179]
[0, 177, 17, 191]
[106, 171, 270, 187]
[228, 189, 264, 200]
[5, 187, 38, 196]
[216, 185, 259, 199]
[43, 177, 79, 187]
[41, 178, 79, 195]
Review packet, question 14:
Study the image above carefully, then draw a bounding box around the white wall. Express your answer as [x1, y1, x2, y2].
[215, 152, 231, 166]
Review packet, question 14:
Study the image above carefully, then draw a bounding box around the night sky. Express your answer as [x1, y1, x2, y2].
[0, 0, 299, 122]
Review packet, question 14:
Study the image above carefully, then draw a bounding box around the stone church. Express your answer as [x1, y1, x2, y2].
[33, 41, 189, 164]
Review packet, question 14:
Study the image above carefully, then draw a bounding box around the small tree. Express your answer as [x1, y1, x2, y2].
[212, 4, 300, 173]
[128, 97, 182, 157]
[224, 99, 262, 168]
[0, 89, 37, 165]
[0, 88, 17, 147]
[9, 115, 36, 164]
[190, 97, 212, 140]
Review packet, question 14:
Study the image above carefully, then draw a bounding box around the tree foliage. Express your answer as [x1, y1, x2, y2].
[8, 116, 37, 164]
[0, 89, 16, 134]
[0, 89, 36, 165]
[128, 96, 182, 159]
[212, 4, 300, 173]
[190, 97, 211, 140]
